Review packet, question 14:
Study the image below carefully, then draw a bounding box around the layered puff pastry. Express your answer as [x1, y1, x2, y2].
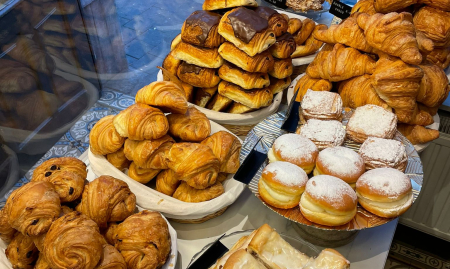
[128, 162, 161, 184]
[0, 207, 15, 244]
[96, 244, 127, 269]
[202, 0, 258, 10]
[177, 62, 221, 88]
[113, 103, 169, 141]
[172, 41, 224, 68]
[425, 46, 450, 69]
[162, 51, 181, 80]
[417, 64, 450, 108]
[287, 18, 302, 35]
[418, 0, 450, 11]
[123, 135, 174, 169]
[218, 42, 275, 73]
[346, 104, 398, 143]
[201, 130, 241, 173]
[359, 137, 407, 172]
[254, 6, 288, 37]
[227, 102, 256, 114]
[89, 115, 126, 155]
[135, 81, 188, 114]
[268, 58, 293, 79]
[207, 93, 233, 111]
[218, 62, 270, 89]
[397, 123, 440, 145]
[298, 119, 346, 150]
[35, 253, 52, 269]
[195, 85, 218, 107]
[218, 7, 276, 56]
[222, 249, 267, 269]
[107, 147, 131, 171]
[294, 18, 315, 45]
[173, 181, 224, 202]
[269, 32, 296, 59]
[114, 210, 171, 269]
[5, 232, 39, 269]
[155, 169, 181, 196]
[218, 81, 273, 109]
[167, 106, 211, 142]
[181, 10, 225, 48]
[268, 76, 291, 95]
[413, 7, 450, 48]
[292, 24, 328, 58]
[301, 90, 343, 121]
[294, 74, 332, 102]
[303, 249, 350, 269]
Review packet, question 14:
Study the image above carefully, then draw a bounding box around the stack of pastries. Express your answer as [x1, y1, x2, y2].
[0, 157, 172, 269]
[89, 80, 242, 203]
[293, 0, 450, 145]
[209, 224, 350, 269]
[162, 0, 298, 114]
[259, 90, 414, 227]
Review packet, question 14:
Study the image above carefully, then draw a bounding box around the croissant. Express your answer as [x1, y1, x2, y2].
[254, 6, 288, 37]
[424, 47, 450, 69]
[167, 107, 211, 142]
[167, 143, 220, 189]
[96, 244, 127, 269]
[417, 0, 450, 11]
[89, 115, 126, 155]
[43, 211, 104, 269]
[313, 18, 373, 53]
[173, 181, 224, 203]
[227, 102, 256, 114]
[0, 59, 37, 94]
[294, 18, 315, 45]
[181, 10, 224, 48]
[416, 31, 434, 54]
[5, 232, 38, 269]
[203, 0, 258, 10]
[155, 169, 181, 196]
[177, 62, 221, 88]
[292, 24, 328, 57]
[195, 86, 218, 107]
[0, 206, 16, 244]
[419, 103, 441, 116]
[102, 222, 119, 245]
[128, 162, 161, 184]
[218, 42, 275, 73]
[408, 105, 434, 126]
[201, 131, 241, 173]
[417, 64, 450, 108]
[35, 253, 52, 269]
[218, 81, 274, 109]
[113, 103, 169, 140]
[76, 176, 136, 228]
[268, 58, 293, 79]
[350, 0, 376, 15]
[373, 0, 417, 13]
[124, 135, 174, 169]
[287, 18, 302, 35]
[357, 12, 422, 65]
[306, 43, 376, 82]
[135, 81, 188, 114]
[5, 181, 60, 236]
[413, 7, 450, 48]
[114, 210, 171, 269]
[294, 74, 332, 102]
[219, 62, 270, 89]
[107, 148, 131, 171]
[398, 124, 440, 144]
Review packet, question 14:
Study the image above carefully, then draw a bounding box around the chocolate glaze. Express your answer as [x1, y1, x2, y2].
[253, 6, 278, 21]
[180, 62, 203, 75]
[185, 10, 222, 45]
[228, 7, 268, 44]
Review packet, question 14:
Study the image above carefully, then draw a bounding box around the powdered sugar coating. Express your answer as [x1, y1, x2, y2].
[273, 134, 318, 164]
[357, 168, 411, 198]
[317, 147, 364, 179]
[302, 89, 342, 115]
[300, 119, 345, 147]
[347, 105, 397, 138]
[359, 137, 406, 165]
[305, 175, 357, 205]
[263, 161, 308, 187]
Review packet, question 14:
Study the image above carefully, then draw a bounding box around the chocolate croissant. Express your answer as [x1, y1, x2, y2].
[162, 51, 181, 80]
[5, 232, 39, 269]
[114, 210, 171, 269]
[113, 103, 169, 140]
[167, 143, 220, 189]
[135, 81, 188, 114]
[167, 107, 211, 142]
[254, 6, 288, 37]
[107, 147, 131, 171]
[96, 244, 127, 269]
[195, 85, 218, 107]
[172, 41, 224, 68]
[218, 81, 273, 109]
[181, 10, 225, 48]
[294, 18, 315, 45]
[268, 76, 291, 95]
[5, 181, 60, 236]
[43, 211, 105, 269]
[155, 169, 181, 196]
[227, 102, 256, 114]
[124, 135, 174, 169]
[173, 181, 224, 203]
[287, 18, 302, 35]
[201, 131, 241, 173]
[0, 207, 16, 244]
[206, 93, 233, 112]
[89, 115, 126, 155]
[76, 176, 136, 228]
[269, 33, 296, 59]
[218, 42, 275, 73]
[268, 58, 293, 79]
[102, 222, 119, 245]
[203, 0, 258, 10]
[177, 62, 221, 88]
[218, 62, 270, 89]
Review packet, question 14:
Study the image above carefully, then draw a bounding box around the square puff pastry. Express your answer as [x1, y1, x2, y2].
[302, 89, 343, 121]
[298, 119, 346, 150]
[359, 137, 407, 172]
[303, 249, 350, 269]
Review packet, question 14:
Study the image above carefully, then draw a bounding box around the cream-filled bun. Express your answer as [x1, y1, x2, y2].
[314, 146, 365, 189]
[356, 168, 413, 218]
[268, 134, 318, 174]
[300, 175, 357, 226]
[259, 161, 308, 209]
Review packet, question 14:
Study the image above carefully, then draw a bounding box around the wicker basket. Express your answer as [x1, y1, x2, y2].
[169, 206, 229, 224]
[221, 124, 257, 137]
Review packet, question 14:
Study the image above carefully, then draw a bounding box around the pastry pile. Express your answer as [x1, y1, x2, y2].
[209, 224, 350, 268]
[162, 0, 300, 114]
[0, 157, 171, 269]
[89, 80, 242, 203]
[260, 90, 414, 226]
[294, 0, 450, 145]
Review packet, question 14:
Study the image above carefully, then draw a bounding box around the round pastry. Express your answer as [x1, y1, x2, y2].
[258, 161, 308, 209]
[89, 115, 125, 155]
[356, 168, 413, 218]
[5, 232, 39, 269]
[298, 119, 346, 150]
[359, 137, 407, 172]
[268, 133, 318, 174]
[314, 146, 365, 189]
[300, 175, 357, 226]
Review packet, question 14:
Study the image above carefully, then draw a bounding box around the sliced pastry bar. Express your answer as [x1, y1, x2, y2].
[303, 249, 350, 269]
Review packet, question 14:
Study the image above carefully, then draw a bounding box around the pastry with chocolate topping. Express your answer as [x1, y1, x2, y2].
[177, 62, 221, 88]
[254, 6, 289, 37]
[181, 10, 225, 48]
[203, 0, 258, 11]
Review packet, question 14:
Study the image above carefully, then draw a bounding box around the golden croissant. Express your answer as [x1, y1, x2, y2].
[173, 181, 224, 203]
[417, 64, 450, 108]
[107, 147, 131, 171]
[43, 211, 105, 269]
[167, 107, 211, 142]
[35, 253, 52, 269]
[294, 18, 315, 45]
[201, 131, 241, 173]
[76, 176, 136, 228]
[424, 47, 450, 69]
[417, 0, 450, 11]
[103, 222, 119, 245]
[373, 0, 417, 13]
[127, 162, 161, 184]
[155, 169, 181, 196]
[413, 6, 450, 48]
[5, 181, 60, 236]
[114, 210, 171, 269]
[416, 31, 434, 54]
[0, 206, 16, 244]
[5, 232, 39, 269]
[291, 24, 328, 58]
[95, 244, 127, 269]
[350, 0, 376, 15]
[89, 115, 125, 155]
[294, 74, 332, 102]
[167, 143, 220, 189]
[113, 103, 169, 140]
[135, 81, 188, 114]
[408, 105, 434, 126]
[357, 12, 422, 65]
[313, 17, 373, 53]
[306, 43, 376, 82]
[124, 135, 174, 169]
[398, 124, 440, 144]
[287, 18, 302, 35]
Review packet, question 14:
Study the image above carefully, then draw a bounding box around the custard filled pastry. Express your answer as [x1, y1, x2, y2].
[167, 143, 220, 189]
[218, 7, 276, 56]
[218, 42, 274, 73]
[210, 232, 258, 269]
[113, 103, 169, 140]
[0, 207, 15, 244]
[156, 169, 181, 196]
[268, 58, 293, 79]
[254, 6, 288, 37]
[173, 181, 224, 202]
[114, 210, 171, 269]
[173, 41, 224, 68]
[268, 76, 291, 95]
[298, 119, 346, 150]
[301, 90, 343, 121]
[359, 137, 407, 172]
[303, 249, 350, 269]
[76, 175, 136, 228]
[128, 162, 161, 184]
[269, 32, 296, 59]
[202, 0, 258, 10]
[181, 10, 224, 48]
[201, 130, 241, 173]
[89, 115, 126, 155]
[107, 147, 131, 171]
[207, 93, 233, 111]
[294, 18, 315, 45]
[218, 81, 273, 109]
[268, 133, 318, 174]
[177, 62, 221, 88]
[167, 107, 211, 142]
[292, 24, 327, 58]
[96, 244, 127, 269]
[346, 104, 397, 143]
[294, 74, 332, 102]
[195, 85, 218, 107]
[356, 168, 413, 218]
[227, 102, 256, 114]
[124, 135, 174, 169]
[300, 175, 357, 226]
[413, 7, 450, 48]
[135, 81, 188, 114]
[287, 18, 302, 35]
[218, 62, 270, 89]
[5, 232, 38, 269]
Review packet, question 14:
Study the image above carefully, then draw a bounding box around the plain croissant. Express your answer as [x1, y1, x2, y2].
[135, 81, 188, 114]
[417, 63, 450, 108]
[398, 124, 440, 144]
[350, 0, 376, 15]
[123, 135, 174, 169]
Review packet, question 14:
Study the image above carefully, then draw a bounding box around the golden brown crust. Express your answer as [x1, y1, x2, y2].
[102, 222, 119, 245]
[287, 18, 302, 35]
[181, 11, 224, 48]
[6, 232, 38, 269]
[268, 58, 293, 79]
[156, 169, 181, 196]
[350, 0, 376, 15]
[89, 115, 126, 155]
[227, 102, 256, 114]
[418, 0, 450, 11]
[171, 34, 182, 50]
[0, 207, 15, 244]
[96, 244, 127, 269]
[128, 162, 161, 184]
[201, 131, 241, 173]
[397, 124, 440, 144]
[218, 81, 273, 109]
[194, 85, 218, 107]
[417, 64, 450, 108]
[413, 6, 450, 47]
[424, 46, 450, 69]
[218, 62, 270, 89]
[32, 157, 87, 182]
[202, 0, 258, 10]
[173, 181, 224, 202]
[268, 76, 291, 95]
[294, 18, 315, 45]
[162, 51, 181, 79]
[167, 107, 211, 142]
[338, 75, 391, 110]
[294, 74, 332, 102]
[292, 24, 327, 58]
[173, 41, 224, 68]
[373, 0, 417, 13]
[135, 81, 188, 114]
[218, 42, 274, 73]
[35, 253, 51, 269]
[123, 135, 174, 169]
[177, 63, 221, 88]
[206, 93, 233, 111]
[107, 147, 132, 171]
[269, 33, 297, 59]
[268, 13, 289, 37]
